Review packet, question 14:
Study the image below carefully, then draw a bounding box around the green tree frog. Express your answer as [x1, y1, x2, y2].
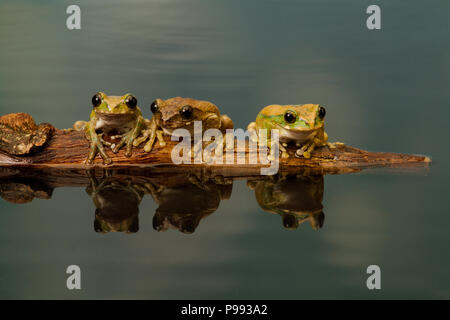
[77, 92, 146, 164]
[248, 104, 331, 159]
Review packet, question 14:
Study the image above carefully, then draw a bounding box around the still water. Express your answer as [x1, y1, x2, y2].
[0, 0, 449, 299]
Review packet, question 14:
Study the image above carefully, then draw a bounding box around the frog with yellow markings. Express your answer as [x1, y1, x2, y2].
[75, 92, 146, 164]
[135, 97, 234, 153]
[248, 104, 333, 159]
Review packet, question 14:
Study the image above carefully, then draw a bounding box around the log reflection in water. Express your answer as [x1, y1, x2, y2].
[0, 167, 347, 233]
[0, 167, 235, 234]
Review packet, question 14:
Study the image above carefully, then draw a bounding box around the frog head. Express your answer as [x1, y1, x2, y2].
[91, 92, 141, 116]
[150, 97, 221, 135]
[256, 103, 326, 145]
[260, 104, 326, 132]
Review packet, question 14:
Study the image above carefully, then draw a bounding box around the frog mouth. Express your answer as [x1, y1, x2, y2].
[272, 123, 317, 143]
[95, 112, 137, 121]
[162, 126, 191, 137]
[162, 122, 196, 137]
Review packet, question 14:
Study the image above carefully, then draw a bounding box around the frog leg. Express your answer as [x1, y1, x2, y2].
[142, 128, 166, 152]
[295, 140, 315, 159]
[98, 133, 112, 147]
[296, 136, 325, 159]
[133, 119, 151, 146]
[73, 120, 87, 132]
[327, 141, 345, 149]
[187, 174, 211, 192]
[271, 138, 289, 160]
[203, 113, 227, 153]
[156, 130, 166, 147]
[85, 168, 98, 196]
[143, 124, 157, 153]
[137, 119, 166, 153]
[218, 114, 234, 150]
[112, 116, 145, 157]
[303, 142, 317, 159]
[267, 139, 288, 161]
[279, 142, 290, 157]
[220, 114, 234, 132]
[85, 122, 112, 165]
[247, 122, 259, 143]
[279, 142, 289, 159]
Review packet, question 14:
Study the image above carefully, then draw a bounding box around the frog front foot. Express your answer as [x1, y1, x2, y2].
[134, 119, 166, 153]
[295, 137, 323, 159]
[140, 129, 165, 152]
[327, 141, 345, 149]
[295, 143, 314, 159]
[86, 138, 113, 165]
[267, 141, 288, 161]
[111, 132, 136, 157]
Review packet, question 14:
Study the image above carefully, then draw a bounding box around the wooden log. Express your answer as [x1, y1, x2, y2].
[0, 127, 431, 177]
[0, 127, 430, 207]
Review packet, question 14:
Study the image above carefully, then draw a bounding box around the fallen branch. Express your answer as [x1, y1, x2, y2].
[0, 128, 430, 172]
[0, 111, 430, 178]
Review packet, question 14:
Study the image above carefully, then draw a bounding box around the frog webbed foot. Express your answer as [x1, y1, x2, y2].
[266, 140, 288, 161]
[295, 148, 307, 158]
[86, 139, 112, 165]
[327, 141, 345, 149]
[295, 140, 318, 159]
[156, 130, 166, 147]
[85, 124, 113, 165]
[111, 131, 135, 157]
[137, 124, 166, 153]
[98, 133, 113, 147]
[132, 119, 166, 153]
[140, 129, 165, 152]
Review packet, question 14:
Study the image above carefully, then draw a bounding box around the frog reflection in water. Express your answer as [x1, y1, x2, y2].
[86, 171, 147, 233]
[247, 174, 325, 230]
[248, 104, 340, 159]
[74, 92, 146, 164]
[147, 174, 233, 234]
[134, 97, 234, 153]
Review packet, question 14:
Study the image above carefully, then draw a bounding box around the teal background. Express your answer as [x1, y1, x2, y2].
[0, 0, 449, 299]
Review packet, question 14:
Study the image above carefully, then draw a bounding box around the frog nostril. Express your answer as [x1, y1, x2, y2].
[179, 105, 193, 120]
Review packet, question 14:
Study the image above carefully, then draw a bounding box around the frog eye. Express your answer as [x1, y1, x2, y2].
[150, 101, 159, 113]
[179, 105, 193, 120]
[125, 95, 137, 109]
[284, 111, 297, 124]
[318, 106, 326, 119]
[92, 93, 102, 107]
[282, 214, 298, 229]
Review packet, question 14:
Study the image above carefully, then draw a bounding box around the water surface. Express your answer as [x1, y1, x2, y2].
[0, 0, 449, 299]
